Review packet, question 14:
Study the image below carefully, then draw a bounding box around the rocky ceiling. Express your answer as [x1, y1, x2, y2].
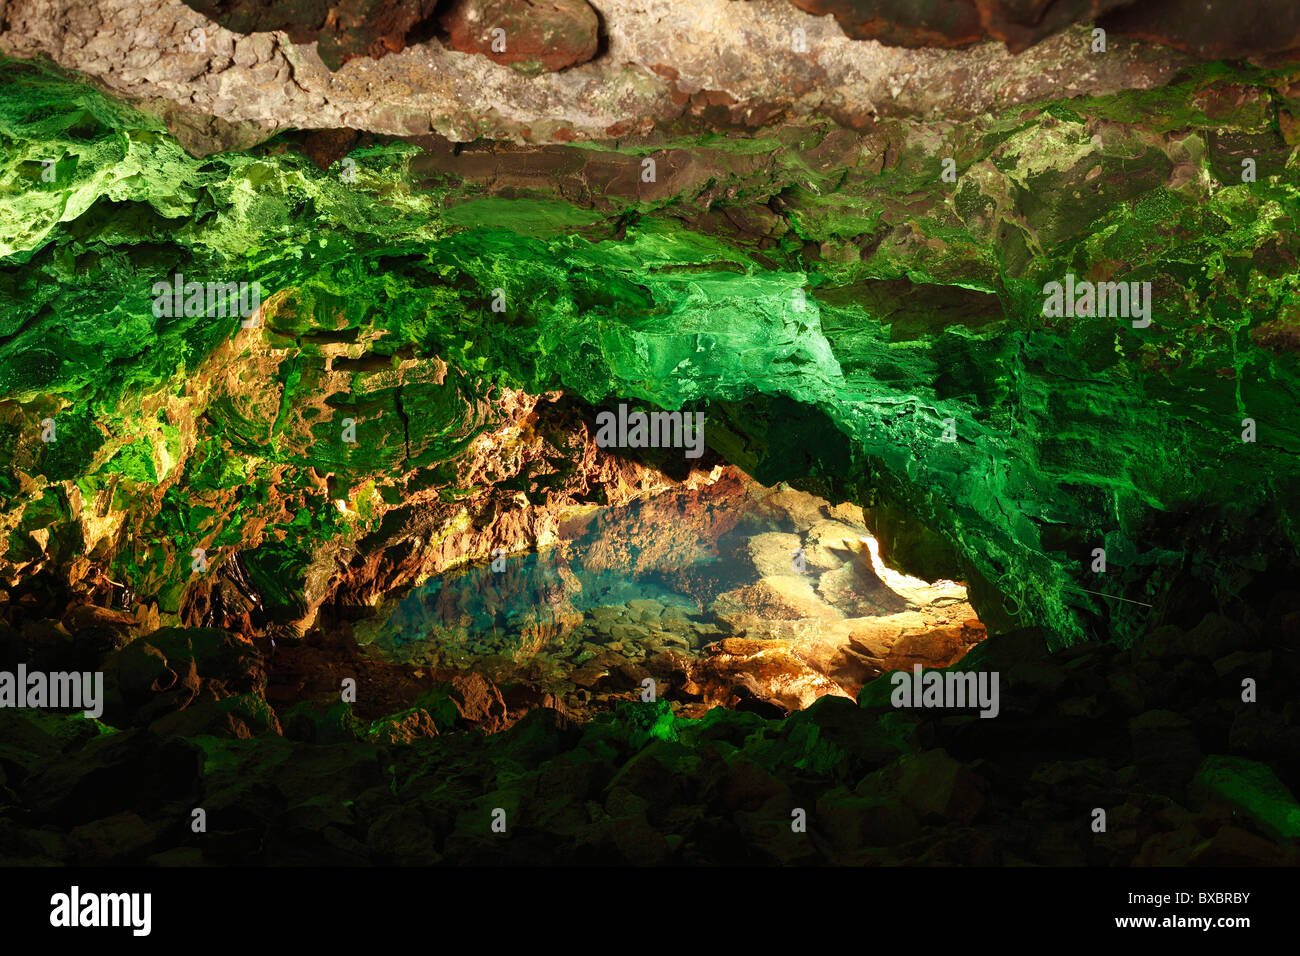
[0, 0, 1240, 150]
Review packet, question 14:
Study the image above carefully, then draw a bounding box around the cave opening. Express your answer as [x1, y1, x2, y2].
[211, 383, 994, 730]
[348, 462, 986, 722]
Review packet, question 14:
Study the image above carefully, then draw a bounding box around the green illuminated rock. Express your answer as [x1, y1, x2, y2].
[1, 55, 1298, 650]
[1192, 755, 1300, 841]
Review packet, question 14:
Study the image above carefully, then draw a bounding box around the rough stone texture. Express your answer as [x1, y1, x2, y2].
[787, 0, 1300, 61]
[1101, 0, 1300, 62]
[182, 0, 442, 71]
[3, 59, 1299, 651]
[0, 0, 1194, 147]
[3, 611, 1300, 864]
[440, 0, 600, 74]
[786, 0, 1129, 52]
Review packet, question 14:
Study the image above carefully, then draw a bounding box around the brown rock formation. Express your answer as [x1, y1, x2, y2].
[440, 0, 600, 73]
[786, 0, 1300, 60]
[0, 0, 1194, 148]
[182, 0, 441, 69]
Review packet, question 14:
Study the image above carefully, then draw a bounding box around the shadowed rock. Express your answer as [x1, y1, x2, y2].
[440, 0, 600, 73]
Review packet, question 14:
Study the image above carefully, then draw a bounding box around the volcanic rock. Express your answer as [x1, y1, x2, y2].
[440, 0, 600, 73]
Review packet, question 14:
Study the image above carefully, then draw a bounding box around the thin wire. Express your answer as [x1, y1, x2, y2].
[1063, 585, 1153, 607]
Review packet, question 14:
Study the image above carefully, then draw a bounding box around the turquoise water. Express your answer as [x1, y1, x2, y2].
[356, 484, 808, 668]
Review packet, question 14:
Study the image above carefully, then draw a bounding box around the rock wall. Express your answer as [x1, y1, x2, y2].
[2, 58, 1297, 647]
[0, 0, 1195, 148]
